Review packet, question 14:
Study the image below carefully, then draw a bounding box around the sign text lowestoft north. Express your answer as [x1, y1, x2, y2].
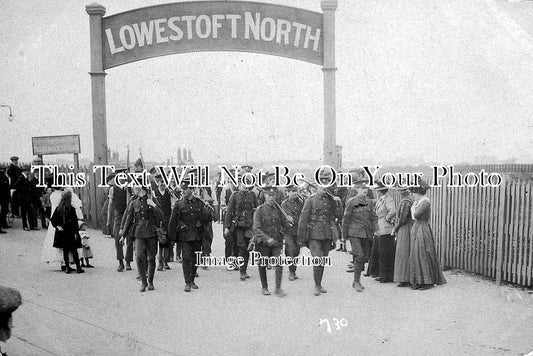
[102, 1, 324, 68]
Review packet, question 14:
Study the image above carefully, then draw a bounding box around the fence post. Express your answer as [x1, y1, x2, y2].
[495, 179, 507, 285]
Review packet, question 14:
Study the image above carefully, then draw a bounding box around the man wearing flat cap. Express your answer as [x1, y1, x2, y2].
[0, 285, 22, 354]
[169, 179, 213, 292]
[341, 179, 378, 292]
[370, 180, 396, 283]
[6, 157, 21, 217]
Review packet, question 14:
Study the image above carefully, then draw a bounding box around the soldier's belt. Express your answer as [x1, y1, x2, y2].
[310, 216, 332, 223]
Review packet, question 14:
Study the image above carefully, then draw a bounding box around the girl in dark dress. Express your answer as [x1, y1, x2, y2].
[51, 191, 84, 274]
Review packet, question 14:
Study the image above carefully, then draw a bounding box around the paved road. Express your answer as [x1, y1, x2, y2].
[0, 218, 532, 355]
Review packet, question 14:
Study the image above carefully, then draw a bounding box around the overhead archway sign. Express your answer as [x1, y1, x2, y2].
[102, 2, 324, 68]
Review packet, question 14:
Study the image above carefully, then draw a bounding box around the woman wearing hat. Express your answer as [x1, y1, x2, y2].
[392, 187, 414, 287]
[408, 181, 446, 290]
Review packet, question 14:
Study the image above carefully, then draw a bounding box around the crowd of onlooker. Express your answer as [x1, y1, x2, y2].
[0, 156, 52, 233]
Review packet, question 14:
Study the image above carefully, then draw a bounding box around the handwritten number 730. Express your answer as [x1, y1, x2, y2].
[320, 318, 348, 333]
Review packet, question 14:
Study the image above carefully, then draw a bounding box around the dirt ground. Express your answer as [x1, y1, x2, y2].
[0, 219, 532, 356]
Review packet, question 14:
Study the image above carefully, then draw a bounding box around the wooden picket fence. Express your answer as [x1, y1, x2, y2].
[388, 178, 533, 287]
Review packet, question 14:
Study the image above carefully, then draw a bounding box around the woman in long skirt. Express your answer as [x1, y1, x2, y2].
[408, 182, 446, 290]
[393, 187, 413, 287]
[41, 186, 84, 269]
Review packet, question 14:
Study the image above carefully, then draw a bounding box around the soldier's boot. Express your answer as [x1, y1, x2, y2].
[352, 265, 364, 293]
[313, 267, 322, 296]
[274, 266, 286, 297]
[259, 266, 269, 295]
[288, 265, 298, 281]
[125, 261, 132, 271]
[139, 274, 148, 292]
[147, 267, 155, 290]
[117, 260, 124, 272]
[317, 266, 327, 293]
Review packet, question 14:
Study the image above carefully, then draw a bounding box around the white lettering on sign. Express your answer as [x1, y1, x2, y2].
[104, 12, 322, 55]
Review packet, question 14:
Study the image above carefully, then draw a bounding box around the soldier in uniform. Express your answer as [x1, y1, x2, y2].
[220, 170, 238, 269]
[153, 174, 172, 271]
[168, 179, 212, 292]
[120, 186, 163, 292]
[224, 177, 258, 280]
[298, 173, 343, 296]
[108, 169, 133, 272]
[341, 179, 378, 292]
[252, 187, 292, 296]
[281, 184, 304, 281]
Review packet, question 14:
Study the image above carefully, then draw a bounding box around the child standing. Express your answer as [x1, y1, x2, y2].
[78, 222, 94, 268]
[42, 187, 52, 221]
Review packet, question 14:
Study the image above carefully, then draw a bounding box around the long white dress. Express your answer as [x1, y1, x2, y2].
[40, 188, 84, 265]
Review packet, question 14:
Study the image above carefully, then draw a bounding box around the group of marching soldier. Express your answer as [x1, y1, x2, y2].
[107, 162, 446, 295]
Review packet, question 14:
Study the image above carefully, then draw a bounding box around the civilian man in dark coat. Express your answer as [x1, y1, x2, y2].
[13, 166, 33, 231]
[6, 156, 21, 217]
[0, 166, 10, 231]
[29, 170, 46, 230]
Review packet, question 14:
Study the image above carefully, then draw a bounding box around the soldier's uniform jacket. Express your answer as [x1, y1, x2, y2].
[253, 202, 289, 245]
[298, 193, 343, 243]
[168, 196, 212, 242]
[122, 195, 163, 239]
[341, 194, 378, 239]
[224, 190, 258, 229]
[281, 196, 304, 236]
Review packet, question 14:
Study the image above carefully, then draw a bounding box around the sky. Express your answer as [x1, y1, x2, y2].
[1, 0, 533, 166]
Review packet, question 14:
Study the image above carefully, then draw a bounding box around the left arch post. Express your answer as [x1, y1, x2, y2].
[86, 3, 108, 227]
